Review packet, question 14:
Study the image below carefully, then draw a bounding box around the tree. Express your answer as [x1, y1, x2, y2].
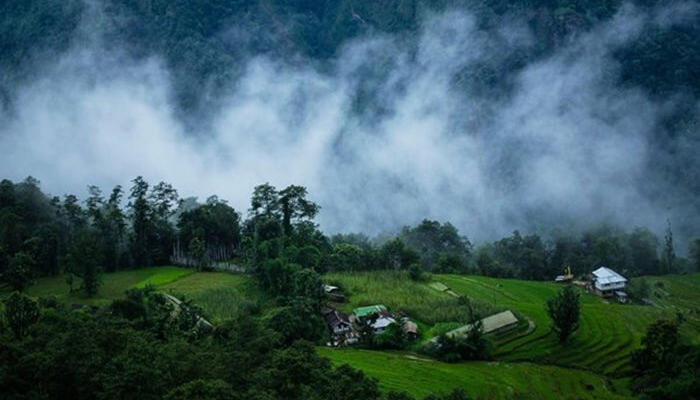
[267, 299, 326, 345]
[129, 176, 151, 267]
[290, 268, 324, 305]
[380, 238, 419, 270]
[278, 185, 319, 236]
[248, 183, 280, 219]
[188, 235, 206, 270]
[293, 245, 321, 270]
[546, 285, 580, 343]
[64, 228, 102, 296]
[689, 237, 700, 272]
[630, 319, 700, 398]
[662, 220, 676, 274]
[4, 251, 34, 291]
[329, 243, 363, 271]
[408, 263, 424, 281]
[4, 291, 40, 339]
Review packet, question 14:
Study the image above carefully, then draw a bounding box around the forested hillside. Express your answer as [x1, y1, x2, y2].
[2, 0, 698, 111]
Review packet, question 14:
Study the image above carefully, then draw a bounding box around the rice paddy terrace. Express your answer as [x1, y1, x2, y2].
[323, 271, 699, 399]
[318, 348, 631, 400]
[9, 267, 699, 398]
[438, 273, 700, 375]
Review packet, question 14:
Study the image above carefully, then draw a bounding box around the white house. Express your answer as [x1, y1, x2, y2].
[591, 267, 627, 297]
[371, 315, 396, 334]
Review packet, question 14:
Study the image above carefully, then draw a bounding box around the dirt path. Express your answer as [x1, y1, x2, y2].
[163, 293, 214, 329]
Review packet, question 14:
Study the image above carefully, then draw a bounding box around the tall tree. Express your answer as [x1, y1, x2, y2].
[546, 285, 581, 343]
[249, 183, 280, 219]
[278, 185, 319, 236]
[3, 291, 40, 339]
[690, 238, 700, 272]
[662, 220, 676, 274]
[129, 177, 151, 267]
[64, 228, 102, 296]
[4, 251, 34, 291]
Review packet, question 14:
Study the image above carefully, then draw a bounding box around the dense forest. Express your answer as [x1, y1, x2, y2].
[1, 176, 698, 294]
[2, 0, 698, 112]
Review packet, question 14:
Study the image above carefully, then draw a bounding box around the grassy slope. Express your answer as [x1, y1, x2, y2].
[326, 272, 699, 376]
[16, 266, 193, 306]
[5, 266, 264, 323]
[438, 274, 697, 375]
[643, 274, 700, 342]
[160, 272, 271, 323]
[326, 271, 500, 340]
[319, 348, 631, 400]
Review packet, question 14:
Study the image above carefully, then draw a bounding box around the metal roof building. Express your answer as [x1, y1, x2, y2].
[591, 267, 627, 293]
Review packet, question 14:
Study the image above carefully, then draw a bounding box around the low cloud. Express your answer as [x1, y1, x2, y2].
[1, 2, 697, 244]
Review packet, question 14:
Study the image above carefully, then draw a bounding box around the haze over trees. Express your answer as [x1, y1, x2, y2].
[1, 1, 699, 398]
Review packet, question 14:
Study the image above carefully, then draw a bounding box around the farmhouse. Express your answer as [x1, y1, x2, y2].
[325, 309, 352, 335]
[591, 267, 627, 298]
[323, 306, 357, 346]
[353, 304, 397, 334]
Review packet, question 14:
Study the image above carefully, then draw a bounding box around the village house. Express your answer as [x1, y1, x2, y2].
[590, 267, 627, 300]
[353, 305, 397, 334]
[322, 306, 357, 346]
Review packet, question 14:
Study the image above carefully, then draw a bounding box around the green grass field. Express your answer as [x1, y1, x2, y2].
[160, 272, 271, 323]
[326, 271, 500, 328]
[326, 272, 700, 376]
[319, 348, 631, 399]
[3, 266, 264, 322]
[11, 266, 193, 306]
[437, 274, 698, 375]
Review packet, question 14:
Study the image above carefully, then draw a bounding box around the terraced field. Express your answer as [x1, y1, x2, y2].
[319, 348, 632, 399]
[326, 272, 699, 376]
[438, 274, 695, 375]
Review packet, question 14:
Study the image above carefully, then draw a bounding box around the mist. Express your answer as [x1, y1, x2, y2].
[0, 2, 698, 244]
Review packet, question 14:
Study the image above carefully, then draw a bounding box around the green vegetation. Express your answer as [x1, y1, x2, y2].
[319, 348, 631, 399]
[546, 285, 581, 343]
[438, 274, 698, 375]
[326, 271, 499, 327]
[160, 272, 268, 323]
[10, 266, 192, 306]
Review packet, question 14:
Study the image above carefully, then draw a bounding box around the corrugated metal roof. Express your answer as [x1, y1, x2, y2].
[353, 304, 388, 318]
[371, 316, 396, 329]
[592, 267, 626, 284]
[434, 310, 519, 342]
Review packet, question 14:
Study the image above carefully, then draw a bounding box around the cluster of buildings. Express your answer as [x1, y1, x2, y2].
[322, 299, 418, 346]
[557, 266, 629, 303]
